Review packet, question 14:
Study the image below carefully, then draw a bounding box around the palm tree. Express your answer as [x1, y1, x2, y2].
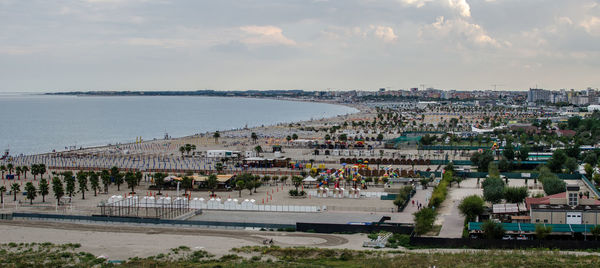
[235, 179, 244, 197]
[213, 131, 220, 143]
[292, 176, 303, 192]
[15, 166, 21, 180]
[76, 172, 88, 200]
[89, 172, 99, 196]
[207, 174, 218, 196]
[0, 186, 5, 204]
[125, 172, 137, 194]
[0, 165, 6, 179]
[179, 146, 185, 157]
[21, 166, 29, 180]
[254, 145, 263, 157]
[25, 182, 36, 205]
[52, 177, 64, 206]
[100, 170, 111, 194]
[39, 178, 49, 202]
[7, 163, 13, 174]
[11, 183, 20, 201]
[153, 172, 167, 195]
[251, 132, 258, 144]
[30, 164, 39, 180]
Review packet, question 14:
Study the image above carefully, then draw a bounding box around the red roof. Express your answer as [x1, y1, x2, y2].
[525, 192, 600, 209]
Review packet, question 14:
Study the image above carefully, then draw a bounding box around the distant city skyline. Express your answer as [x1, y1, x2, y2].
[1, 0, 599, 92]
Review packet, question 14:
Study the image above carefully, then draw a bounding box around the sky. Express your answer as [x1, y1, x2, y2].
[1, 0, 599, 92]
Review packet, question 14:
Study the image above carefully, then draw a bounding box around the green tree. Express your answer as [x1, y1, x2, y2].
[458, 195, 485, 222]
[538, 166, 565, 195]
[215, 162, 224, 173]
[52, 177, 64, 206]
[535, 224, 552, 240]
[0, 186, 5, 204]
[245, 179, 254, 195]
[153, 172, 167, 195]
[213, 131, 220, 143]
[590, 225, 600, 240]
[11, 183, 20, 201]
[254, 145, 263, 156]
[113, 172, 124, 191]
[89, 172, 100, 196]
[62, 171, 75, 198]
[503, 186, 528, 204]
[292, 133, 298, 140]
[100, 170, 111, 194]
[7, 163, 14, 174]
[207, 174, 218, 196]
[548, 149, 567, 173]
[482, 220, 505, 239]
[413, 208, 436, 235]
[251, 132, 258, 143]
[76, 172, 88, 200]
[179, 146, 185, 157]
[470, 150, 494, 172]
[482, 177, 505, 204]
[25, 182, 37, 205]
[21, 166, 29, 180]
[565, 157, 578, 174]
[292, 176, 303, 192]
[503, 143, 515, 161]
[518, 146, 530, 161]
[585, 163, 595, 179]
[235, 179, 245, 198]
[124, 172, 137, 194]
[583, 152, 598, 166]
[39, 178, 49, 202]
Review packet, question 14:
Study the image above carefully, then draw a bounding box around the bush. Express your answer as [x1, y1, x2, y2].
[503, 186, 528, 203]
[393, 186, 415, 211]
[428, 171, 452, 208]
[458, 195, 484, 222]
[539, 167, 565, 195]
[414, 208, 436, 235]
[482, 177, 505, 204]
[288, 189, 306, 196]
[482, 220, 505, 239]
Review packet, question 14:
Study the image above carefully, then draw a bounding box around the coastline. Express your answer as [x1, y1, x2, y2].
[13, 96, 369, 157]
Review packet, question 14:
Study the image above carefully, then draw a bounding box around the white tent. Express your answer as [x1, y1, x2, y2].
[303, 176, 317, 182]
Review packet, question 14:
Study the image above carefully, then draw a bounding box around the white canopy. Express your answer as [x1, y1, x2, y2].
[303, 176, 317, 182]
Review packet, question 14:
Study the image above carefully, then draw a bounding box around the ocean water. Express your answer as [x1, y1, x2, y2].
[0, 94, 357, 155]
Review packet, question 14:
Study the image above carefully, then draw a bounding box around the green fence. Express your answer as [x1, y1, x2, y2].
[417, 171, 583, 180]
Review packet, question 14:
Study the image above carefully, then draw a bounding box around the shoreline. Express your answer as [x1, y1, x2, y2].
[9, 96, 368, 158]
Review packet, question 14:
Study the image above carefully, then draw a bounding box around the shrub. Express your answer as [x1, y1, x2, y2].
[482, 220, 505, 239]
[414, 208, 436, 235]
[458, 195, 484, 222]
[428, 171, 452, 208]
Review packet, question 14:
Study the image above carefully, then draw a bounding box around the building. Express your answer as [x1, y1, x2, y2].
[527, 88, 551, 104]
[527, 184, 600, 225]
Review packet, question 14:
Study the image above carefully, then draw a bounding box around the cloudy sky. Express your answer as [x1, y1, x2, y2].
[1, 0, 599, 92]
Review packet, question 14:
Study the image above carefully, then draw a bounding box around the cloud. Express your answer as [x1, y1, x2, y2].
[124, 38, 190, 48]
[420, 16, 502, 48]
[398, 0, 432, 8]
[580, 16, 600, 35]
[239, 26, 297, 46]
[373, 26, 398, 42]
[448, 0, 471, 18]
[0, 46, 42, 55]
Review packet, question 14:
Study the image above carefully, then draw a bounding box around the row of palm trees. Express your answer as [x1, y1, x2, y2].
[0, 166, 145, 206]
[0, 164, 48, 180]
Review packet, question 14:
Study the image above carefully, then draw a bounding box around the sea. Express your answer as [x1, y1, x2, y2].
[0, 94, 358, 155]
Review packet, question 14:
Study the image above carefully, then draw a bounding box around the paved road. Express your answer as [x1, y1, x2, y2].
[437, 196, 465, 238]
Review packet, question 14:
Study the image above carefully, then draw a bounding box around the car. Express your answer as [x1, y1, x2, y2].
[516, 235, 529, 240]
[502, 235, 514, 240]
